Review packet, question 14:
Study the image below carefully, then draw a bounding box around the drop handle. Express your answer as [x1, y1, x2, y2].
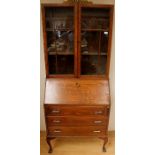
[94, 120, 102, 124]
[93, 130, 101, 133]
[53, 120, 61, 123]
[94, 111, 103, 115]
[54, 130, 61, 133]
[51, 110, 60, 113]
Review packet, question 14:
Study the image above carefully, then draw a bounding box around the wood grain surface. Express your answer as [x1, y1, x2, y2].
[44, 78, 110, 105]
[46, 116, 107, 126]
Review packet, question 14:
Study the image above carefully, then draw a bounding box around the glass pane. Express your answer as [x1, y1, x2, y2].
[45, 7, 74, 75]
[47, 31, 74, 55]
[101, 31, 109, 54]
[48, 55, 56, 74]
[81, 55, 107, 75]
[57, 55, 74, 74]
[81, 7, 110, 75]
[81, 8, 110, 30]
[81, 31, 99, 55]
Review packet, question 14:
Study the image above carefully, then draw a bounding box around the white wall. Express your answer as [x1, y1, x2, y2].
[109, 11, 115, 130]
[40, 0, 115, 131]
[40, 11, 46, 130]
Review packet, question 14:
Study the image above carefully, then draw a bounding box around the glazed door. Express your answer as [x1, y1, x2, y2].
[78, 5, 113, 77]
[43, 5, 77, 77]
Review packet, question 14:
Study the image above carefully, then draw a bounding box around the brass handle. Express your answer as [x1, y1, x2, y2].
[93, 130, 101, 133]
[53, 120, 61, 123]
[54, 130, 61, 133]
[51, 110, 60, 113]
[94, 111, 103, 115]
[94, 120, 102, 124]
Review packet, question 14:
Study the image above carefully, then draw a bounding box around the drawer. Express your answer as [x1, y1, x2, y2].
[45, 105, 109, 116]
[46, 116, 107, 126]
[48, 126, 106, 137]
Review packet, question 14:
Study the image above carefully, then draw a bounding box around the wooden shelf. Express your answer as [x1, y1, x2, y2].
[82, 29, 109, 31]
[82, 52, 107, 56]
[49, 52, 74, 55]
[46, 17, 73, 20]
[46, 28, 73, 31]
[48, 52, 107, 56]
[81, 15, 109, 18]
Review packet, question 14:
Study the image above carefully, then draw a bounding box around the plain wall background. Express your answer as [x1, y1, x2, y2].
[40, 0, 115, 131]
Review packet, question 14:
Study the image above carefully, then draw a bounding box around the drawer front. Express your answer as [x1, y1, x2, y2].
[46, 116, 107, 126]
[48, 126, 106, 137]
[45, 105, 109, 116]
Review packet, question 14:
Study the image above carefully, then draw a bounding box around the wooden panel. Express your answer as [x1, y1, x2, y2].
[44, 79, 110, 105]
[45, 105, 108, 116]
[46, 116, 107, 126]
[48, 126, 106, 137]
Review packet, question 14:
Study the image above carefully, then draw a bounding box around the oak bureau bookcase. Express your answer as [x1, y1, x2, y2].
[41, 1, 114, 153]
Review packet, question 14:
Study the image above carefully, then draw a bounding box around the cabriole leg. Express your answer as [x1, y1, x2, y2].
[103, 137, 108, 152]
[46, 137, 55, 153]
[99, 137, 108, 152]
